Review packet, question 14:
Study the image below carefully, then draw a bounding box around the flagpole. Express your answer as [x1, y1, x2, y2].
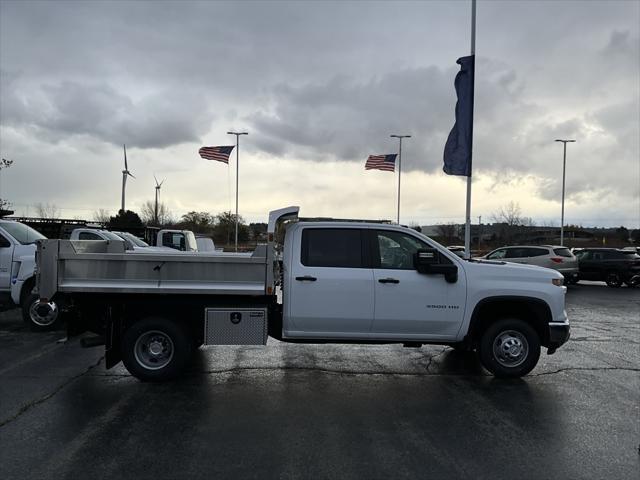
[227, 131, 248, 252]
[464, 0, 476, 259]
[391, 134, 411, 223]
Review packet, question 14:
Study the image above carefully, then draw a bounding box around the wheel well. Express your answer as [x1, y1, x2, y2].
[19, 277, 35, 305]
[468, 297, 551, 347]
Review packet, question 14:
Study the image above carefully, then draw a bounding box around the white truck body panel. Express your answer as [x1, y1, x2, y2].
[36, 207, 567, 346]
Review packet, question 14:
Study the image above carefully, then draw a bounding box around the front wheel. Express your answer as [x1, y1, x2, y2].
[21, 293, 61, 331]
[605, 272, 622, 288]
[478, 318, 541, 378]
[121, 317, 193, 382]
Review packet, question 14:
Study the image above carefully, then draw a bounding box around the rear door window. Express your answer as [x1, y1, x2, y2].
[526, 248, 549, 257]
[487, 248, 507, 260]
[301, 228, 364, 268]
[78, 232, 102, 240]
[575, 250, 591, 260]
[505, 248, 527, 258]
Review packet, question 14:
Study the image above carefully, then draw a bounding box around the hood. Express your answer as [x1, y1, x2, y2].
[465, 258, 563, 279]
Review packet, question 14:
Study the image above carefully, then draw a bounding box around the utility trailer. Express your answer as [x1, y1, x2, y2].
[36, 206, 570, 381]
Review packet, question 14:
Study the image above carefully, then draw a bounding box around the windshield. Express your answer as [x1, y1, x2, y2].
[100, 231, 126, 241]
[0, 222, 47, 244]
[116, 232, 149, 247]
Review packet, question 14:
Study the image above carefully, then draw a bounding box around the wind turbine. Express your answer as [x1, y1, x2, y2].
[120, 144, 135, 212]
[154, 174, 165, 225]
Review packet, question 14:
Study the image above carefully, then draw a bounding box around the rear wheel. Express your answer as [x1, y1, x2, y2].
[478, 318, 541, 378]
[605, 272, 622, 288]
[121, 317, 193, 382]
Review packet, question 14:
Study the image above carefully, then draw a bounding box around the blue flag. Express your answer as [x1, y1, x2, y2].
[443, 55, 475, 177]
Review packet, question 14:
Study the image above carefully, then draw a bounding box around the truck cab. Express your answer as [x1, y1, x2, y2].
[0, 219, 59, 330]
[70, 228, 174, 254]
[158, 229, 198, 252]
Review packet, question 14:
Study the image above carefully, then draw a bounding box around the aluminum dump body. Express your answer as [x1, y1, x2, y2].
[37, 239, 268, 299]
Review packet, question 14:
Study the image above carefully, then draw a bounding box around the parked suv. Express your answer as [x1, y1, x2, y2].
[573, 248, 640, 287]
[480, 245, 579, 283]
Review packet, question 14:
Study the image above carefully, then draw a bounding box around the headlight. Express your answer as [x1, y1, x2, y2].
[552, 278, 564, 286]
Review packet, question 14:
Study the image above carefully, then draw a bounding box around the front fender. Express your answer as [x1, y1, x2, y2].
[11, 258, 36, 305]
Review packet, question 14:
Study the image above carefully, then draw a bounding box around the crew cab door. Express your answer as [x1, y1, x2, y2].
[370, 229, 466, 339]
[285, 227, 374, 337]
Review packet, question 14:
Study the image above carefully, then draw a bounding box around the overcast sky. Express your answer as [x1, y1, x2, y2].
[1, 0, 638, 227]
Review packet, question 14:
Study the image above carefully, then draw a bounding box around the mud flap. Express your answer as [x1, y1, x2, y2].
[105, 315, 123, 369]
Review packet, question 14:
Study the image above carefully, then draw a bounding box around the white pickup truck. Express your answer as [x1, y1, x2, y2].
[156, 229, 198, 252]
[0, 219, 61, 330]
[70, 228, 173, 253]
[36, 207, 570, 381]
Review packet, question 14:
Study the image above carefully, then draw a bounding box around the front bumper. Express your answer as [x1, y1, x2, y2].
[547, 322, 570, 354]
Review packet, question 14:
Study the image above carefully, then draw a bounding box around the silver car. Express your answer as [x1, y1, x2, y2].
[480, 245, 579, 283]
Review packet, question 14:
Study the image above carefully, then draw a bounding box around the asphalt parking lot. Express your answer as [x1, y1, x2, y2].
[1, 282, 638, 480]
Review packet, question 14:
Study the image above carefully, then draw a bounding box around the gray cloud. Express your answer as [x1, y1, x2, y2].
[1, 74, 214, 148]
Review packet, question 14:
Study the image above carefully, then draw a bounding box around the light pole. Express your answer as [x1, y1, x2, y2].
[555, 139, 576, 246]
[227, 131, 248, 251]
[390, 134, 411, 223]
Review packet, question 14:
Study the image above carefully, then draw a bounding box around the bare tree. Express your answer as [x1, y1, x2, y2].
[492, 201, 523, 227]
[140, 200, 174, 226]
[408, 222, 422, 233]
[93, 208, 111, 224]
[492, 202, 537, 243]
[34, 202, 60, 219]
[0, 158, 14, 212]
[436, 223, 459, 244]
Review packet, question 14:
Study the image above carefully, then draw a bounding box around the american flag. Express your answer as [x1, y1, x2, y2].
[199, 145, 235, 163]
[365, 154, 397, 172]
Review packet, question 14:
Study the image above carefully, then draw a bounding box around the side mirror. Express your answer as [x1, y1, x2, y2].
[414, 248, 440, 273]
[414, 248, 458, 283]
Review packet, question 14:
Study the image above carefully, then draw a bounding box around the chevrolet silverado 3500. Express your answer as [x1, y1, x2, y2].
[36, 207, 570, 381]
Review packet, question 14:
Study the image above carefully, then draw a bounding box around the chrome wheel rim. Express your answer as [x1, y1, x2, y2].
[134, 330, 174, 370]
[493, 330, 529, 368]
[29, 299, 59, 327]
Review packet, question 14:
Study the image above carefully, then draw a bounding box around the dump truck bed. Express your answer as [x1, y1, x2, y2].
[37, 239, 268, 299]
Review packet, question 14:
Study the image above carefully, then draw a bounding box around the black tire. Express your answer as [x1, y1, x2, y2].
[478, 318, 541, 378]
[121, 317, 193, 382]
[21, 292, 61, 332]
[605, 272, 622, 288]
[564, 275, 578, 286]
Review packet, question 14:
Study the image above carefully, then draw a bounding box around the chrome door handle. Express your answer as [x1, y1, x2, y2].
[378, 278, 400, 284]
[295, 276, 317, 281]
